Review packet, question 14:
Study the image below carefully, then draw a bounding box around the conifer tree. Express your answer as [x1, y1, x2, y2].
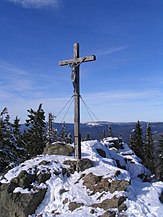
[0, 108, 9, 172]
[108, 125, 113, 137]
[60, 121, 67, 143]
[129, 121, 144, 161]
[12, 116, 26, 160]
[24, 104, 46, 157]
[12, 116, 21, 138]
[84, 132, 91, 141]
[144, 123, 155, 173]
[158, 135, 163, 180]
[67, 133, 73, 144]
[47, 112, 57, 144]
[0, 108, 19, 173]
[103, 130, 106, 139]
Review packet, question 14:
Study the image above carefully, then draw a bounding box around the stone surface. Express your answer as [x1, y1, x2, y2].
[96, 148, 106, 158]
[98, 210, 116, 217]
[159, 190, 163, 203]
[63, 198, 69, 204]
[0, 169, 48, 217]
[59, 188, 69, 195]
[63, 158, 94, 173]
[68, 202, 84, 211]
[92, 195, 126, 210]
[38, 160, 51, 165]
[0, 183, 47, 217]
[37, 172, 51, 184]
[11, 170, 36, 189]
[63, 160, 76, 173]
[109, 180, 129, 193]
[94, 178, 111, 193]
[43, 142, 74, 156]
[83, 172, 102, 191]
[77, 158, 94, 172]
[83, 172, 129, 194]
[118, 202, 128, 212]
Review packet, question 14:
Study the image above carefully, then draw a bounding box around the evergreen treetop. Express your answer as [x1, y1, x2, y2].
[143, 123, 155, 173]
[129, 121, 144, 161]
[24, 103, 46, 157]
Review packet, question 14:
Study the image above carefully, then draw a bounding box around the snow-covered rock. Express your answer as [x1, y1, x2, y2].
[0, 139, 163, 217]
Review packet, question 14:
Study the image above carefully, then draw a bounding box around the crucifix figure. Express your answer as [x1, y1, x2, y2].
[59, 43, 96, 159]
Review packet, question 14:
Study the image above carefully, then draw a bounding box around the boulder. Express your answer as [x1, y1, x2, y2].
[38, 160, 51, 165]
[0, 168, 50, 217]
[94, 178, 111, 193]
[83, 172, 102, 191]
[96, 148, 106, 158]
[77, 158, 94, 172]
[109, 180, 129, 193]
[92, 195, 126, 210]
[68, 202, 84, 211]
[63, 160, 76, 173]
[0, 183, 47, 217]
[37, 172, 51, 184]
[83, 172, 129, 194]
[98, 210, 116, 217]
[63, 158, 94, 173]
[43, 142, 74, 156]
[10, 170, 36, 189]
[59, 188, 69, 195]
[63, 198, 69, 204]
[61, 167, 70, 177]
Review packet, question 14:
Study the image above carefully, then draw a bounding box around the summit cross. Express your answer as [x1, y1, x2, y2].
[59, 43, 96, 160]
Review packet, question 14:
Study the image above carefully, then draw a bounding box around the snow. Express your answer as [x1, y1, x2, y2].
[85, 121, 109, 126]
[13, 187, 39, 194]
[1, 139, 163, 217]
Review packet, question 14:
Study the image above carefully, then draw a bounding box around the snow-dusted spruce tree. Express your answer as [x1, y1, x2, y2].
[108, 125, 113, 137]
[66, 133, 72, 144]
[158, 135, 163, 180]
[129, 121, 144, 161]
[143, 123, 155, 173]
[0, 108, 21, 173]
[84, 132, 91, 141]
[60, 121, 68, 143]
[47, 112, 58, 144]
[24, 104, 46, 158]
[12, 116, 26, 160]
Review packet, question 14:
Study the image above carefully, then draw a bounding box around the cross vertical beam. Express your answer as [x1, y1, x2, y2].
[73, 43, 81, 159]
[59, 43, 96, 160]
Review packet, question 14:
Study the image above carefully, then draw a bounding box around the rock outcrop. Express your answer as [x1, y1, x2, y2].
[63, 158, 94, 173]
[92, 195, 126, 211]
[43, 142, 74, 156]
[82, 172, 129, 194]
[1, 139, 156, 217]
[0, 170, 48, 217]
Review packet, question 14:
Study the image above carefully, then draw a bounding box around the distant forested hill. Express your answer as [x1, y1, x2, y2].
[21, 121, 163, 143]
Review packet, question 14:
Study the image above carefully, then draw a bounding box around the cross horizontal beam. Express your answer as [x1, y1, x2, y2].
[59, 55, 96, 66]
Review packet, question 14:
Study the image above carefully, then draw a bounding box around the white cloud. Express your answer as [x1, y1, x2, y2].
[82, 90, 160, 102]
[0, 59, 33, 92]
[8, 0, 60, 9]
[96, 46, 126, 56]
[80, 90, 163, 122]
[0, 59, 162, 123]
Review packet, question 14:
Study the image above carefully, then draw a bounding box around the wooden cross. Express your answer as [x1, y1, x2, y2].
[59, 43, 96, 160]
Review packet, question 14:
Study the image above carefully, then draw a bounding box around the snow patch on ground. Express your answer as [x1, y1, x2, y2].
[1, 138, 163, 217]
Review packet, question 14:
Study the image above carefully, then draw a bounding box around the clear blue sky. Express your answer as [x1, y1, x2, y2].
[0, 0, 162, 123]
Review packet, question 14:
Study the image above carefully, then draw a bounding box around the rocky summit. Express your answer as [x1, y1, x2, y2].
[0, 137, 163, 217]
